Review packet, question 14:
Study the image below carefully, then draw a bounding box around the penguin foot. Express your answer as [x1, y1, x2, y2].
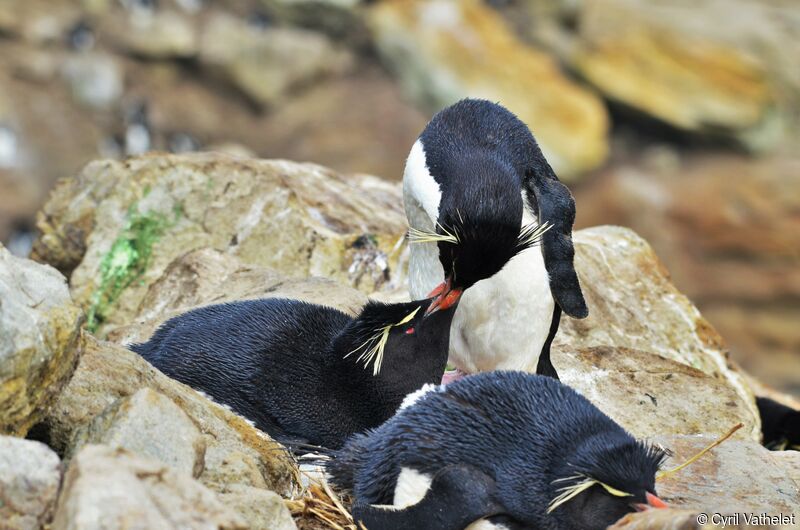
[441, 369, 467, 385]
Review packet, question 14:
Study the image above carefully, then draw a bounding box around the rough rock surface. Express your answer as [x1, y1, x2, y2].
[367, 0, 609, 178]
[555, 226, 760, 440]
[0, 244, 84, 436]
[0, 435, 61, 530]
[69, 388, 206, 478]
[199, 13, 353, 107]
[256, 67, 427, 178]
[557, 346, 755, 441]
[654, 435, 800, 514]
[575, 155, 800, 395]
[571, 0, 785, 150]
[609, 509, 772, 529]
[46, 335, 296, 496]
[51, 444, 247, 530]
[108, 248, 368, 346]
[218, 485, 298, 530]
[102, 9, 197, 59]
[32, 153, 407, 334]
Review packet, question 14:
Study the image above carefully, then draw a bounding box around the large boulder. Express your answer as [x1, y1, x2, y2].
[68, 388, 206, 478]
[0, 436, 61, 530]
[218, 485, 298, 530]
[575, 154, 800, 395]
[557, 346, 755, 441]
[100, 8, 197, 59]
[46, 335, 297, 496]
[367, 0, 609, 179]
[570, 0, 791, 150]
[653, 434, 800, 515]
[51, 444, 248, 530]
[555, 226, 761, 440]
[199, 12, 353, 107]
[0, 244, 84, 436]
[108, 248, 369, 346]
[32, 153, 407, 335]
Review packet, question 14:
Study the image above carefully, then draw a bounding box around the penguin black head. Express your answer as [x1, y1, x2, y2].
[545, 435, 668, 529]
[334, 298, 457, 397]
[406, 98, 585, 318]
[409, 153, 550, 316]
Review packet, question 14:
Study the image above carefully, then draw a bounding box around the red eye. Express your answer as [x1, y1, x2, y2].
[405, 327, 415, 335]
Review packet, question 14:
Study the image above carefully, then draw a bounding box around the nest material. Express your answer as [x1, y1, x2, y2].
[287, 479, 362, 530]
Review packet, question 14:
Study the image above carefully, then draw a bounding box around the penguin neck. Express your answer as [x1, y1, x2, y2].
[328, 305, 454, 415]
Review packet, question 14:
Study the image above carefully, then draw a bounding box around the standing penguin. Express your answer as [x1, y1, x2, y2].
[404, 99, 587, 379]
[328, 371, 668, 530]
[131, 296, 457, 449]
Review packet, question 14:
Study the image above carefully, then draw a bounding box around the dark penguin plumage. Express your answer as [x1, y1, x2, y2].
[757, 397, 800, 450]
[404, 99, 587, 379]
[131, 297, 456, 449]
[328, 371, 667, 530]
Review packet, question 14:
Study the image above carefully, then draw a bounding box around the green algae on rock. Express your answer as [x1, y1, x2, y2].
[32, 153, 407, 336]
[86, 205, 179, 332]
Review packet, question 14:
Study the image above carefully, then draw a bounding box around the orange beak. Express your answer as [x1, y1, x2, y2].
[634, 492, 669, 512]
[425, 277, 463, 316]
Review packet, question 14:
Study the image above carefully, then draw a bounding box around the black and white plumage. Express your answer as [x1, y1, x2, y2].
[131, 297, 457, 449]
[404, 99, 587, 378]
[328, 371, 667, 530]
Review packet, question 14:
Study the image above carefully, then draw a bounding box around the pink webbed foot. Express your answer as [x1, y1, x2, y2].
[441, 369, 467, 385]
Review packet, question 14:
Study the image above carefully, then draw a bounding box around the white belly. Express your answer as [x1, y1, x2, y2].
[408, 241, 553, 374]
[452, 248, 554, 373]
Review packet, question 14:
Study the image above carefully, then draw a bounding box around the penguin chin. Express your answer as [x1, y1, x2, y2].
[557, 487, 637, 530]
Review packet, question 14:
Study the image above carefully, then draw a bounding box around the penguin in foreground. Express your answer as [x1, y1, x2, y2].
[131, 297, 457, 449]
[404, 99, 588, 380]
[327, 371, 668, 530]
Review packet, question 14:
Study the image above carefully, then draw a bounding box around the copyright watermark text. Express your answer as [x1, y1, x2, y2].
[696, 512, 795, 527]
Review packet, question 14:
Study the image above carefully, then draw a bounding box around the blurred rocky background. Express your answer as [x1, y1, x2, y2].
[0, 0, 798, 395]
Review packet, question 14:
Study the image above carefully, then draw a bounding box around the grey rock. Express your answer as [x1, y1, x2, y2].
[0, 435, 61, 530]
[557, 346, 756, 441]
[61, 53, 123, 109]
[555, 226, 761, 440]
[199, 13, 353, 107]
[107, 248, 368, 345]
[217, 484, 297, 530]
[32, 153, 406, 336]
[69, 388, 205, 477]
[51, 444, 247, 530]
[653, 434, 800, 514]
[0, 244, 84, 436]
[46, 335, 297, 496]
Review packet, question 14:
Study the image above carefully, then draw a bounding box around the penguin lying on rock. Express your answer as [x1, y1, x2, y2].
[404, 98, 588, 380]
[328, 371, 668, 530]
[131, 297, 457, 449]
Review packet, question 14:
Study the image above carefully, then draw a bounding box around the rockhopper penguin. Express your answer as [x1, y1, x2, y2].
[327, 371, 668, 530]
[404, 99, 588, 380]
[131, 297, 457, 449]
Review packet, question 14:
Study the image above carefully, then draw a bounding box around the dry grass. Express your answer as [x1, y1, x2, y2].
[286, 477, 363, 530]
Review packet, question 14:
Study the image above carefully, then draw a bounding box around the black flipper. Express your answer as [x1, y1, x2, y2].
[351, 465, 505, 530]
[524, 168, 588, 319]
[535, 304, 561, 380]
